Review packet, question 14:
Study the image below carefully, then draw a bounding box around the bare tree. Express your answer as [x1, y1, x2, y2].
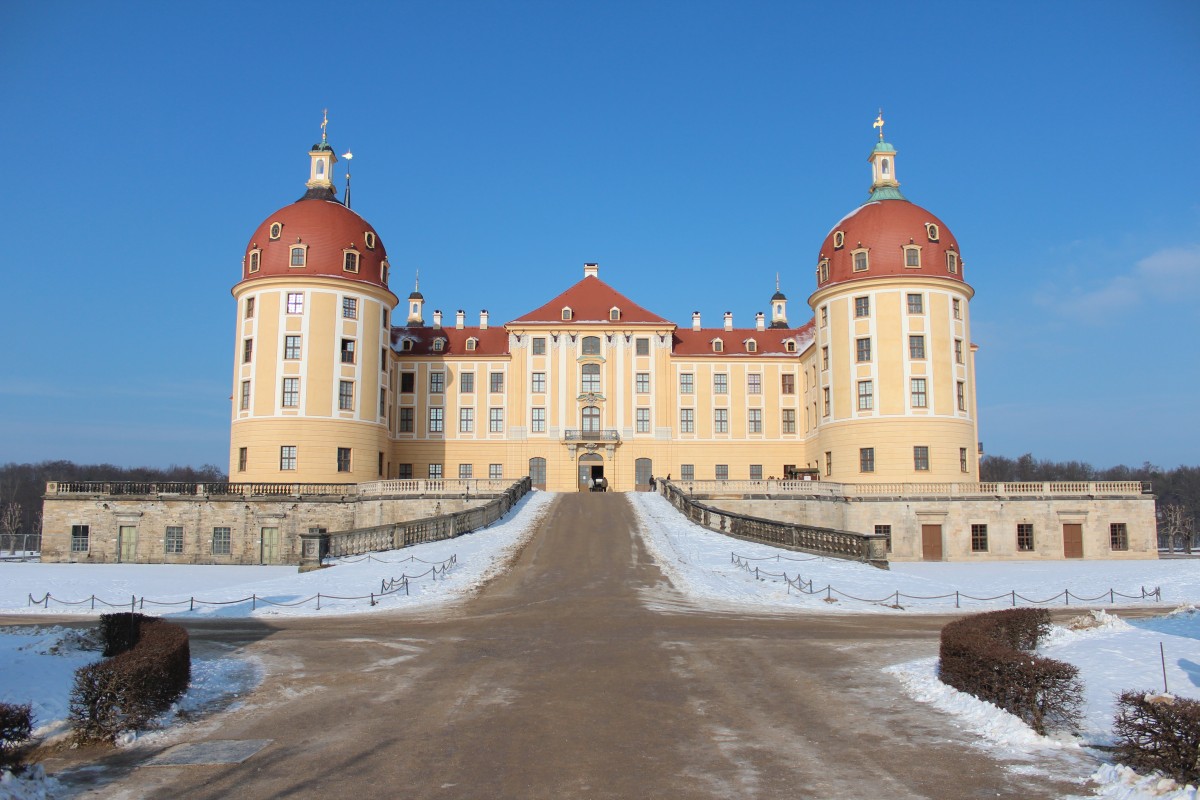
[0, 502, 21, 554]
[1162, 503, 1196, 554]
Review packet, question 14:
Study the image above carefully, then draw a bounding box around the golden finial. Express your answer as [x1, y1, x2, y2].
[873, 109, 885, 141]
[321, 109, 329, 143]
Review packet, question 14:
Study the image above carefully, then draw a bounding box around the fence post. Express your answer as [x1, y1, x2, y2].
[1011, 590, 1016, 607]
[252, 593, 257, 610]
[1109, 588, 1114, 604]
[131, 595, 136, 614]
[44, 594, 49, 609]
[1064, 590, 1069, 606]
[955, 591, 960, 609]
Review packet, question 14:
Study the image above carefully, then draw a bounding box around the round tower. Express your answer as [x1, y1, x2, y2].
[807, 118, 978, 482]
[229, 124, 398, 483]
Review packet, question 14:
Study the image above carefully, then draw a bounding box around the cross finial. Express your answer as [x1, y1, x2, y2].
[872, 109, 885, 141]
[321, 109, 329, 143]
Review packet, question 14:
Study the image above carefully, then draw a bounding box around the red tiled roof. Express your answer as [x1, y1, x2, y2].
[508, 275, 674, 326]
[391, 326, 509, 357]
[672, 319, 815, 357]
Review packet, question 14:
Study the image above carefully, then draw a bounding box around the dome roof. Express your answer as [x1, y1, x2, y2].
[815, 198, 963, 290]
[240, 198, 389, 290]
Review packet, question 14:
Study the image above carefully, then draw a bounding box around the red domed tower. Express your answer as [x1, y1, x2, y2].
[229, 121, 398, 484]
[807, 117, 978, 483]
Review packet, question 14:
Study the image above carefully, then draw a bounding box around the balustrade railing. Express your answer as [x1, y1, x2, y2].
[677, 479, 1150, 499]
[562, 429, 621, 442]
[45, 478, 517, 499]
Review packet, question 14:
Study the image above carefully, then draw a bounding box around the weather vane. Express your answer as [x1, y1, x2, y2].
[321, 109, 329, 143]
[873, 109, 885, 141]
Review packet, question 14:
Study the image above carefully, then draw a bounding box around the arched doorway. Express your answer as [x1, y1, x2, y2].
[578, 452, 604, 492]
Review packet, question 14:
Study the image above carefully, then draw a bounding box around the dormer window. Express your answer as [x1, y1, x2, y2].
[401, 339, 414, 352]
[248, 249, 261, 274]
[744, 339, 757, 353]
[784, 339, 797, 353]
[947, 251, 959, 274]
[465, 337, 478, 351]
[609, 307, 621, 321]
[903, 245, 921, 268]
[562, 306, 573, 321]
[432, 338, 445, 352]
[364, 231, 376, 249]
[343, 250, 360, 273]
[290, 245, 307, 268]
[851, 249, 869, 272]
[269, 223, 282, 240]
[925, 223, 940, 242]
[381, 260, 389, 283]
[712, 339, 723, 353]
[818, 258, 829, 283]
[833, 230, 845, 249]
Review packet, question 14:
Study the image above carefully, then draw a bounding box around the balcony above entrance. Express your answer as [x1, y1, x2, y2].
[563, 429, 621, 442]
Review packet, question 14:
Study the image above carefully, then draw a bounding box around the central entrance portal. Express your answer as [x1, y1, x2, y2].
[578, 452, 605, 492]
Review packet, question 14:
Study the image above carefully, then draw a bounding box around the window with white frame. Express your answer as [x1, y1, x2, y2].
[955, 339, 964, 364]
[747, 374, 761, 394]
[855, 296, 870, 317]
[957, 381, 967, 411]
[635, 337, 650, 356]
[459, 407, 474, 433]
[245, 297, 255, 318]
[489, 464, 503, 480]
[909, 335, 926, 359]
[907, 293, 923, 313]
[635, 372, 650, 393]
[240, 380, 251, 410]
[903, 246, 921, 268]
[953, 298, 962, 319]
[947, 251, 959, 274]
[532, 337, 546, 355]
[269, 222, 282, 240]
[781, 374, 795, 394]
[343, 251, 359, 273]
[343, 297, 358, 319]
[280, 446, 297, 470]
[681, 464, 695, 481]
[338, 380, 354, 411]
[340, 339, 356, 364]
[852, 250, 869, 272]
[856, 338, 872, 362]
[714, 408, 728, 433]
[581, 363, 601, 393]
[459, 463, 473, 479]
[282, 378, 299, 407]
[428, 463, 443, 479]
[713, 374, 727, 394]
[913, 445, 930, 471]
[715, 464, 729, 480]
[857, 380, 874, 410]
[490, 372, 504, 393]
[71, 524, 89, 552]
[290, 246, 307, 267]
[285, 335, 301, 360]
[429, 407, 444, 433]
[489, 408, 504, 433]
[750, 464, 763, 480]
[636, 407, 650, 433]
[748, 408, 762, 433]
[531, 372, 546, 393]
[911, 378, 928, 408]
[243, 338, 254, 363]
[782, 409, 796, 433]
[460, 372, 475, 393]
[212, 527, 231, 555]
[531, 407, 545, 432]
[581, 336, 601, 355]
[680, 408, 694, 433]
[430, 372, 444, 393]
[680, 373, 694, 394]
[823, 387, 831, 416]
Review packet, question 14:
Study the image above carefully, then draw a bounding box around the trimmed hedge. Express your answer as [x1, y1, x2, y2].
[69, 614, 191, 743]
[0, 702, 33, 766]
[1114, 691, 1200, 784]
[939, 608, 1081, 735]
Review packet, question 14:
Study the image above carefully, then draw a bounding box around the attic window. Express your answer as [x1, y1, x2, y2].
[833, 230, 845, 249]
[401, 339, 414, 352]
[381, 260, 389, 283]
[465, 337, 478, 351]
[903, 245, 921, 268]
[818, 258, 829, 283]
[562, 307, 573, 321]
[785, 339, 797, 353]
[269, 223, 282, 240]
[925, 223, 940, 242]
[851, 248, 869, 272]
[745, 339, 757, 353]
[248, 249, 261, 273]
[290, 245, 307, 267]
[712, 339, 723, 353]
[432, 338, 445, 352]
[343, 250, 360, 273]
[947, 251, 959, 274]
[364, 231, 376, 249]
[610, 307, 621, 321]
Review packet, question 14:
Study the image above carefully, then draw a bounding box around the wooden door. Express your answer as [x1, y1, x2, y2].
[921, 524, 943, 561]
[260, 527, 280, 564]
[118, 526, 137, 563]
[1063, 524, 1083, 558]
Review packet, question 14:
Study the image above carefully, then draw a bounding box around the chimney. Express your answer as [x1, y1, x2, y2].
[455, 309, 465, 330]
[755, 312, 765, 331]
[479, 310, 489, 330]
[583, 262, 599, 279]
[723, 311, 733, 331]
[692, 311, 701, 332]
[432, 309, 442, 329]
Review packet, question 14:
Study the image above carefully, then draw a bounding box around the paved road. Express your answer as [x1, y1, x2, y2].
[54, 493, 1087, 799]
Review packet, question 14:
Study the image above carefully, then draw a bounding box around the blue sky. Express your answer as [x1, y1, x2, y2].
[1, 1, 1197, 471]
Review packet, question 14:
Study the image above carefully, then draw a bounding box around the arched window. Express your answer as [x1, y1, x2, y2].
[581, 405, 600, 433]
[744, 339, 757, 353]
[561, 307, 573, 321]
[785, 339, 797, 353]
[581, 363, 601, 393]
[817, 258, 829, 283]
[946, 251, 959, 274]
[316, 161, 325, 176]
[852, 249, 869, 272]
[610, 307, 621, 321]
[248, 250, 260, 273]
[432, 339, 445, 352]
[882, 158, 890, 175]
[712, 339, 723, 353]
[344, 251, 359, 273]
[401, 339, 414, 352]
[465, 337, 478, 351]
[904, 246, 921, 268]
[290, 246, 306, 267]
[581, 336, 601, 355]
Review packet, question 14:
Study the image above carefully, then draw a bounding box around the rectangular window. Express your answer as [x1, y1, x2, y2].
[713, 374, 727, 394]
[860, 447, 875, 473]
[286, 292, 304, 314]
[489, 464, 503, 480]
[243, 338, 253, 363]
[581, 366, 601, 393]
[853, 251, 869, 272]
[1110, 523, 1129, 551]
[636, 372, 650, 393]
[430, 372, 444, 393]
[165, 526, 184, 555]
[781, 374, 795, 394]
[532, 337, 546, 355]
[237, 447, 247, 472]
[459, 463, 473, 479]
[378, 451, 384, 476]
[953, 298, 962, 319]
[337, 447, 351, 472]
[398, 463, 413, 479]
[459, 407, 474, 432]
[382, 309, 388, 328]
[245, 297, 255, 319]
[399, 407, 414, 432]
[71, 524, 89, 552]
[380, 387, 387, 417]
[680, 373, 694, 394]
[1017, 523, 1035, 552]
[636, 407, 651, 433]
[909, 335, 926, 359]
[857, 380, 874, 411]
[715, 464, 729, 480]
[531, 372, 546, 393]
[875, 524, 892, 553]
[955, 339, 964, 364]
[342, 297, 358, 319]
[490, 372, 504, 393]
[531, 407, 546, 432]
[905, 248, 921, 267]
[400, 373, 415, 393]
[714, 408, 729, 433]
[821, 346, 829, 370]
[856, 338, 871, 362]
[907, 293, 924, 314]
[280, 445, 297, 470]
[336, 380, 354, 411]
[911, 378, 927, 408]
[212, 527, 231, 555]
[681, 464, 695, 481]
[429, 407, 444, 433]
[971, 524, 989, 552]
[960, 446, 969, 472]
[284, 335, 301, 359]
[680, 408, 695, 433]
[636, 337, 650, 356]
[823, 387, 831, 416]
[428, 463, 443, 479]
[913, 445, 930, 471]
[340, 339, 356, 364]
[281, 377, 299, 407]
[489, 408, 504, 433]
[854, 296, 870, 317]
[820, 306, 828, 326]
[957, 382, 967, 412]
[782, 409, 796, 433]
[460, 372, 475, 394]
[743, 408, 760, 433]
[750, 464, 763, 480]
[747, 374, 762, 395]
[240, 380, 251, 410]
[824, 451, 832, 477]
